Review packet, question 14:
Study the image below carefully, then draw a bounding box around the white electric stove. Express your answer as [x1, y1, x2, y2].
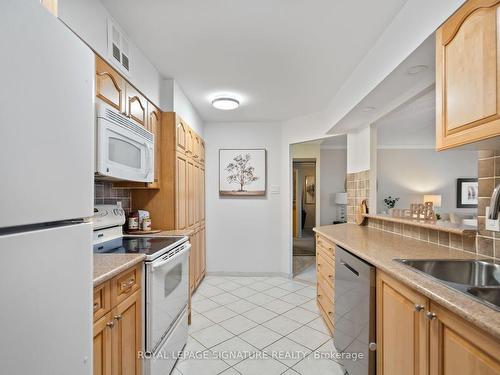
[92, 205, 190, 375]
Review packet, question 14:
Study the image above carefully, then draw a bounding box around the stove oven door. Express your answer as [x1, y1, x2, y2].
[145, 243, 190, 352]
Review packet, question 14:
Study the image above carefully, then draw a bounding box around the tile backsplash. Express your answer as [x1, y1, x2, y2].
[476, 151, 500, 258]
[94, 181, 132, 213]
[347, 170, 370, 223]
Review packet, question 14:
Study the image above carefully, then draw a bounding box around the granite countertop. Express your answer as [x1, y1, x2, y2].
[93, 254, 146, 286]
[313, 223, 500, 339]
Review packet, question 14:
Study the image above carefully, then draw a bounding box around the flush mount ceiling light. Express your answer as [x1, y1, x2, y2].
[362, 106, 376, 112]
[212, 97, 240, 110]
[407, 64, 429, 75]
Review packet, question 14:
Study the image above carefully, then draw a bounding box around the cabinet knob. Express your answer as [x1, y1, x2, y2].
[426, 311, 437, 320]
[415, 304, 424, 312]
[114, 314, 122, 321]
[106, 321, 115, 328]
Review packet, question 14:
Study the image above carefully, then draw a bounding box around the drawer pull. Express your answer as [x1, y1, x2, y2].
[415, 304, 424, 312]
[121, 278, 135, 290]
[93, 302, 99, 311]
[106, 321, 115, 328]
[426, 311, 437, 320]
[114, 314, 122, 321]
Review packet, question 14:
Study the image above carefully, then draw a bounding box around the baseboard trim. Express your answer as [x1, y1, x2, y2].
[206, 271, 291, 278]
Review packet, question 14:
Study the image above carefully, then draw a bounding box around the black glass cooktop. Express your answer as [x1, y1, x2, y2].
[93, 236, 185, 257]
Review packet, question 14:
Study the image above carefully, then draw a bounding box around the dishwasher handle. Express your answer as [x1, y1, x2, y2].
[341, 261, 359, 277]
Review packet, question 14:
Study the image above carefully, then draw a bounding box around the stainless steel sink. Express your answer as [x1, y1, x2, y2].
[395, 259, 500, 311]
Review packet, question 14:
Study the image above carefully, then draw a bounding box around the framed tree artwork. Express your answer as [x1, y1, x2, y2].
[219, 149, 266, 196]
[457, 178, 478, 208]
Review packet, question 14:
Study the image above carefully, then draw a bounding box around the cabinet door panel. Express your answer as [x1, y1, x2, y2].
[93, 313, 112, 375]
[96, 56, 124, 112]
[176, 153, 188, 230]
[199, 167, 205, 223]
[377, 272, 428, 375]
[177, 119, 187, 154]
[429, 302, 500, 375]
[187, 160, 196, 228]
[436, 0, 500, 149]
[125, 83, 147, 127]
[112, 291, 141, 375]
[200, 226, 206, 277]
[148, 103, 161, 188]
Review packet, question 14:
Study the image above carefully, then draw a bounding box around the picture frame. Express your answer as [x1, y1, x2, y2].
[219, 149, 267, 196]
[304, 175, 315, 204]
[456, 178, 478, 208]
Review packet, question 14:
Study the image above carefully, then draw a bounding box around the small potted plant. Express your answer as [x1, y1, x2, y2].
[384, 196, 400, 215]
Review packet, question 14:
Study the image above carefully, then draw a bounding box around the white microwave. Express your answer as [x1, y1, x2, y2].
[95, 103, 154, 182]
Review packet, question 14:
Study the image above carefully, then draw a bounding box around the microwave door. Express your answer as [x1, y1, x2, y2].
[97, 118, 152, 182]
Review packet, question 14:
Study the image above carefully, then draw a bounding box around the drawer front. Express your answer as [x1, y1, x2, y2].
[317, 251, 334, 289]
[316, 235, 335, 261]
[93, 281, 111, 322]
[110, 264, 142, 307]
[317, 281, 334, 325]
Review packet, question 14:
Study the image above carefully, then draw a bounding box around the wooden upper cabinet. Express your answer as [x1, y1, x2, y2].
[125, 83, 147, 127]
[200, 140, 206, 164]
[175, 152, 188, 230]
[429, 302, 500, 375]
[199, 166, 205, 223]
[176, 118, 188, 154]
[377, 271, 429, 375]
[96, 56, 125, 112]
[436, 0, 500, 150]
[186, 129, 194, 156]
[147, 103, 161, 188]
[193, 134, 201, 160]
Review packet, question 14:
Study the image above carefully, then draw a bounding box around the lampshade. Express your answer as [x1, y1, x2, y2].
[335, 192, 347, 205]
[424, 195, 442, 208]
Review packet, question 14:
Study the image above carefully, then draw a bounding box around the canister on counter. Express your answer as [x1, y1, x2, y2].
[142, 218, 152, 231]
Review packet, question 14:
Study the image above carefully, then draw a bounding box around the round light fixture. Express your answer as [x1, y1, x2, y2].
[212, 97, 240, 110]
[407, 65, 429, 75]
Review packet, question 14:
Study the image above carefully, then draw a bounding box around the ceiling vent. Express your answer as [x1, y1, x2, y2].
[107, 18, 130, 76]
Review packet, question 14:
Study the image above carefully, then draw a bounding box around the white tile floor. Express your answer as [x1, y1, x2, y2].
[172, 275, 346, 375]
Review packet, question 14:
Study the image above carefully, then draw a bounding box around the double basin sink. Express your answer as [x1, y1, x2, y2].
[396, 259, 500, 311]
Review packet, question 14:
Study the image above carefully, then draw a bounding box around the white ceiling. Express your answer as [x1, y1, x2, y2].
[330, 34, 435, 134]
[376, 88, 436, 148]
[101, 0, 408, 123]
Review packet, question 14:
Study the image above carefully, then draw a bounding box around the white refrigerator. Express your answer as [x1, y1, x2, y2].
[0, 1, 94, 375]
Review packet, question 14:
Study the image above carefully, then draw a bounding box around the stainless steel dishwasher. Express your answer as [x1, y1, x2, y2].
[334, 246, 376, 375]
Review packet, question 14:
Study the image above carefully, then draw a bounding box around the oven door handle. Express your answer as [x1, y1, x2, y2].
[151, 243, 191, 272]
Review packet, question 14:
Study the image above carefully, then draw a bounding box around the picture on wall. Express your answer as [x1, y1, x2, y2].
[304, 175, 316, 204]
[457, 178, 478, 208]
[219, 149, 266, 196]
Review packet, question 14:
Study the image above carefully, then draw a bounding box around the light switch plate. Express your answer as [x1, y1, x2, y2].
[270, 185, 280, 194]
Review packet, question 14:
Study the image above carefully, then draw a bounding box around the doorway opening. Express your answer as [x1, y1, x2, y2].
[293, 160, 317, 282]
[290, 136, 347, 283]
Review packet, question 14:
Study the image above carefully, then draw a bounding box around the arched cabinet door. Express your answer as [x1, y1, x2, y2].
[125, 83, 147, 127]
[176, 118, 187, 154]
[96, 56, 124, 112]
[199, 140, 205, 164]
[147, 103, 161, 188]
[436, 0, 500, 150]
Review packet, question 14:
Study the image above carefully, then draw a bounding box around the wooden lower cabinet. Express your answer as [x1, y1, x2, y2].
[94, 313, 112, 375]
[315, 233, 335, 335]
[377, 271, 500, 375]
[189, 226, 206, 293]
[429, 302, 500, 375]
[377, 271, 428, 375]
[93, 265, 142, 375]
